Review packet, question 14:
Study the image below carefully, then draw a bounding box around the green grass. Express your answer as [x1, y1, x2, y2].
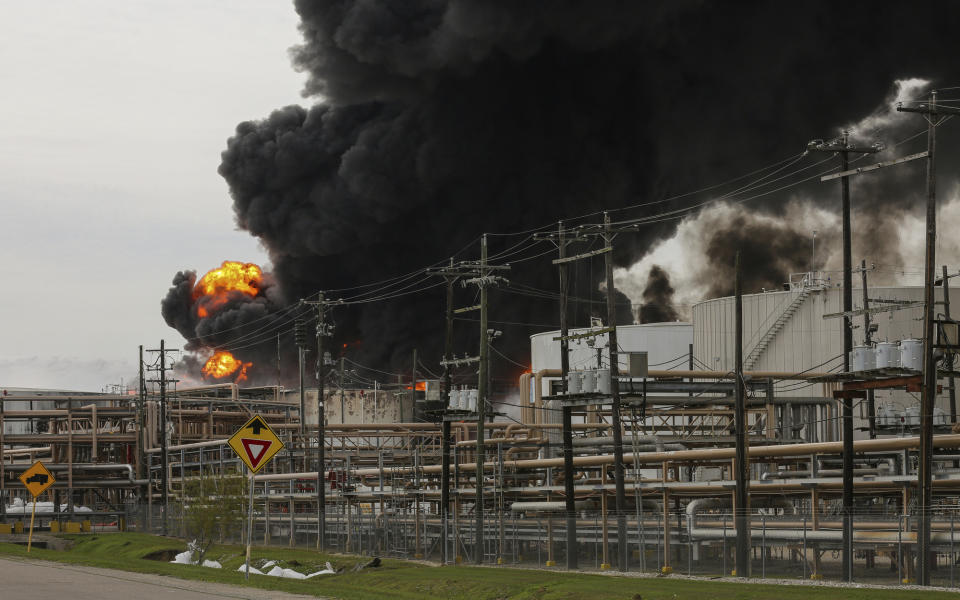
[0, 533, 953, 599]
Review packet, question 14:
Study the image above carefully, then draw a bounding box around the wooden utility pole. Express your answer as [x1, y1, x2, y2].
[860, 262, 876, 439]
[146, 340, 178, 536]
[138, 345, 145, 478]
[301, 293, 344, 551]
[534, 221, 584, 569]
[602, 213, 628, 572]
[428, 256, 499, 563]
[441, 260, 455, 564]
[159, 339, 167, 535]
[809, 130, 880, 582]
[476, 234, 489, 564]
[734, 252, 750, 577]
[339, 356, 346, 424]
[898, 89, 960, 585]
[943, 265, 957, 425]
[296, 320, 306, 436]
[558, 222, 577, 570]
[411, 349, 418, 422]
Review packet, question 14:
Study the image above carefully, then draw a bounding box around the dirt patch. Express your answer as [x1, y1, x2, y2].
[0, 534, 73, 551]
[142, 549, 181, 562]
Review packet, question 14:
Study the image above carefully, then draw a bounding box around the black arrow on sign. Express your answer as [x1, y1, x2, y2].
[245, 416, 268, 435]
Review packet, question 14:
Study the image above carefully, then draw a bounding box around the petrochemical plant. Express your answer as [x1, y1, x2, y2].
[4, 265, 960, 588]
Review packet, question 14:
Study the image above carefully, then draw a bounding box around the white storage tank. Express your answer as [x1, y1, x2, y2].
[875, 342, 900, 369]
[900, 339, 923, 371]
[466, 389, 479, 412]
[850, 345, 875, 372]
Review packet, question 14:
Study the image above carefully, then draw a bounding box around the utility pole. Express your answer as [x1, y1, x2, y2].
[557, 222, 577, 570]
[441, 259, 455, 564]
[476, 234, 489, 564]
[898, 89, 960, 586]
[808, 130, 880, 582]
[469, 235, 510, 563]
[430, 241, 508, 565]
[602, 213, 628, 572]
[339, 356, 346, 424]
[411, 349, 417, 422]
[860, 262, 877, 439]
[534, 221, 585, 569]
[561, 214, 645, 571]
[429, 257, 487, 564]
[146, 340, 178, 537]
[734, 252, 750, 577]
[301, 293, 344, 551]
[159, 339, 168, 536]
[137, 345, 145, 479]
[943, 265, 957, 426]
[295, 319, 308, 437]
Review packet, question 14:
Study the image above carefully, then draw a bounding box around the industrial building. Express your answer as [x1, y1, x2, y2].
[2, 272, 960, 586]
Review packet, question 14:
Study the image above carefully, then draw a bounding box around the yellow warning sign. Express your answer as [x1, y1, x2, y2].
[228, 414, 284, 473]
[19, 461, 55, 497]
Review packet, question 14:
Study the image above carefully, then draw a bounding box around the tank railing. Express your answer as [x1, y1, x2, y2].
[740, 289, 804, 360]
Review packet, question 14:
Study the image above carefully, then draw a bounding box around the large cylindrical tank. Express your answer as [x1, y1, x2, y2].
[850, 345, 875, 371]
[900, 339, 923, 371]
[567, 371, 582, 394]
[875, 342, 900, 369]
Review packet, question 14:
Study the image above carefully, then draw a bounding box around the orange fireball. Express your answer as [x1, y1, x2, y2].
[202, 351, 252, 382]
[193, 261, 263, 317]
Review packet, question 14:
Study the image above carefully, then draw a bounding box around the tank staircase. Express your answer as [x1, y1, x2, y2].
[743, 289, 811, 371]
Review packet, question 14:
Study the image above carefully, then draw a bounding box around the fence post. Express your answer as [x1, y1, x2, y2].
[762, 514, 766, 579]
[802, 515, 807, 579]
[723, 515, 727, 576]
[898, 513, 903, 584]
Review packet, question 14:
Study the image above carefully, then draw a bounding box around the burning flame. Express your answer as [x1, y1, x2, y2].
[202, 351, 252, 382]
[406, 381, 427, 391]
[193, 261, 263, 317]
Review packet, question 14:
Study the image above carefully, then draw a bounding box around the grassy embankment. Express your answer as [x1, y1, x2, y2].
[0, 532, 951, 600]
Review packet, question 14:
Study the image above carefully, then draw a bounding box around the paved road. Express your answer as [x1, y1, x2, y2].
[0, 557, 322, 600]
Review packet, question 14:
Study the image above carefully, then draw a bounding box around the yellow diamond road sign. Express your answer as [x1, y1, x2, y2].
[19, 461, 55, 498]
[228, 414, 284, 473]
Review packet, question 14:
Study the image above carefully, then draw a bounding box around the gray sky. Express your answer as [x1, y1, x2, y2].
[0, 1, 306, 390]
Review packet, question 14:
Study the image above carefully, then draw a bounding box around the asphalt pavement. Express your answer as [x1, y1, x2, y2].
[0, 556, 322, 600]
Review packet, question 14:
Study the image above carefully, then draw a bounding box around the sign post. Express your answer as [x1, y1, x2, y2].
[18, 461, 55, 553]
[227, 414, 284, 580]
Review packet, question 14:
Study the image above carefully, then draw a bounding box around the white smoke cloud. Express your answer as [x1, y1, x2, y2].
[614, 78, 960, 315]
[615, 198, 839, 319]
[846, 78, 930, 141]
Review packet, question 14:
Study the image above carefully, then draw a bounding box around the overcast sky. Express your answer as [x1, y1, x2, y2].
[0, 1, 306, 391]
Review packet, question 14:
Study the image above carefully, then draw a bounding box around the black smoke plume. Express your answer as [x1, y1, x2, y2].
[639, 266, 679, 324]
[702, 216, 832, 298]
[163, 1, 960, 381]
